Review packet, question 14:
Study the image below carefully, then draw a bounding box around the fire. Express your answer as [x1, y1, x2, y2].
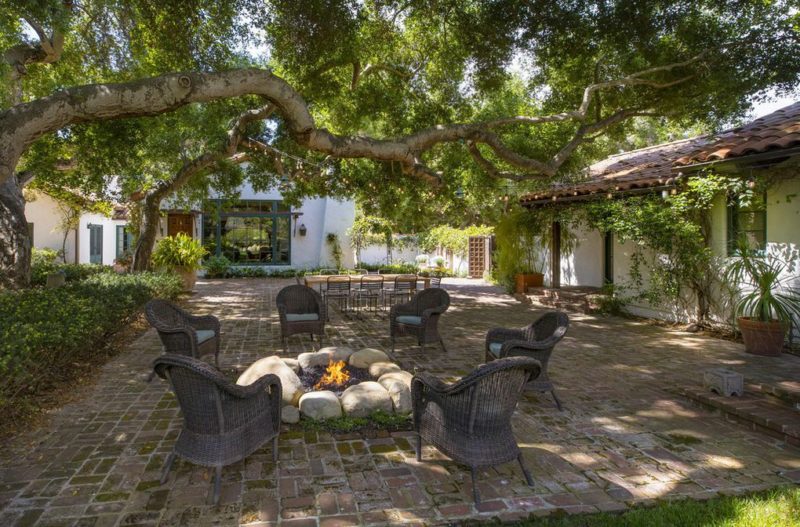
[314, 360, 350, 390]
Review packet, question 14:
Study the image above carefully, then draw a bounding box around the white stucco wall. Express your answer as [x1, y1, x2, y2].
[560, 228, 604, 287]
[77, 213, 129, 266]
[24, 191, 77, 263]
[360, 244, 419, 266]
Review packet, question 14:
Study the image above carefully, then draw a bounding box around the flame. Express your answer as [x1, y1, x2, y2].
[315, 360, 350, 390]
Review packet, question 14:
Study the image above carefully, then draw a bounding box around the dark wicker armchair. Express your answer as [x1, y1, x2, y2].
[145, 299, 220, 368]
[276, 284, 326, 352]
[412, 356, 542, 504]
[154, 354, 282, 505]
[390, 288, 450, 352]
[485, 310, 569, 410]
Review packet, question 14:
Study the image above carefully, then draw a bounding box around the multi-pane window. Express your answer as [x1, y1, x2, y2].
[727, 193, 767, 256]
[202, 199, 291, 265]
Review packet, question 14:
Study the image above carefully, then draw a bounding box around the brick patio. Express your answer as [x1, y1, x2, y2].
[1, 278, 799, 527]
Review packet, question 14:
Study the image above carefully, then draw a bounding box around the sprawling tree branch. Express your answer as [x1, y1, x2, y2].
[1, 54, 702, 191]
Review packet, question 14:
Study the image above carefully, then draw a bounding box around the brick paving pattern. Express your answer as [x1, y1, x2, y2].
[1, 278, 799, 526]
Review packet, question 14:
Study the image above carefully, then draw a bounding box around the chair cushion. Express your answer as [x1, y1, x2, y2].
[488, 341, 503, 357]
[196, 329, 216, 344]
[285, 313, 320, 322]
[396, 315, 422, 326]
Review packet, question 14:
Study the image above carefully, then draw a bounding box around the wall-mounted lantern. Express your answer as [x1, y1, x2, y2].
[298, 223, 307, 236]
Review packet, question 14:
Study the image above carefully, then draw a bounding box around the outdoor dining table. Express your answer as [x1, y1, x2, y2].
[303, 274, 431, 289]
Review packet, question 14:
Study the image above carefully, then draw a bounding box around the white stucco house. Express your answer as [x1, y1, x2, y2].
[24, 181, 357, 270]
[519, 102, 800, 338]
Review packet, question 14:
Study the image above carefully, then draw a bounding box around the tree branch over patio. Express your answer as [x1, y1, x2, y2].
[0, 56, 704, 189]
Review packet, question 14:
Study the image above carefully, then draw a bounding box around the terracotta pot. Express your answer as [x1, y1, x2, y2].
[175, 266, 197, 292]
[515, 272, 544, 294]
[737, 317, 785, 356]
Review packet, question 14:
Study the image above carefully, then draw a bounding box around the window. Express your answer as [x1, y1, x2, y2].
[727, 193, 766, 256]
[116, 226, 134, 257]
[202, 199, 291, 265]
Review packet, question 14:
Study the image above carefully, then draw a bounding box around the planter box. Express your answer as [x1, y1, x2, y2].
[515, 273, 544, 294]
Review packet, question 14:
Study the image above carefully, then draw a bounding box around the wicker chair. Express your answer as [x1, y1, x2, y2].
[276, 285, 326, 352]
[154, 354, 281, 505]
[484, 311, 569, 410]
[428, 276, 442, 288]
[145, 299, 220, 368]
[412, 356, 542, 504]
[390, 288, 450, 352]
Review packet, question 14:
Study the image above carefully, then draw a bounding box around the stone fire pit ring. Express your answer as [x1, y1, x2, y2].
[236, 346, 413, 423]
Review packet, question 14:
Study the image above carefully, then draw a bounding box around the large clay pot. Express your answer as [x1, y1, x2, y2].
[738, 317, 785, 356]
[175, 266, 197, 292]
[515, 272, 544, 294]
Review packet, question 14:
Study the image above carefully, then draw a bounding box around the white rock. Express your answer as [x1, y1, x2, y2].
[340, 381, 393, 418]
[378, 377, 412, 414]
[299, 390, 342, 420]
[298, 350, 333, 370]
[282, 405, 300, 424]
[349, 348, 390, 369]
[237, 355, 305, 406]
[378, 370, 414, 389]
[282, 358, 300, 373]
[329, 346, 356, 362]
[369, 361, 401, 378]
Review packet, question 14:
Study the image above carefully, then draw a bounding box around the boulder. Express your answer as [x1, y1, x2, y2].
[340, 381, 393, 418]
[282, 358, 301, 373]
[237, 356, 305, 406]
[298, 350, 333, 370]
[299, 390, 342, 420]
[378, 370, 414, 389]
[349, 348, 390, 369]
[329, 346, 356, 362]
[378, 376, 412, 414]
[369, 361, 401, 378]
[282, 405, 300, 424]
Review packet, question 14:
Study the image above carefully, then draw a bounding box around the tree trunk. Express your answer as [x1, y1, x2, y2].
[131, 197, 161, 272]
[0, 175, 30, 289]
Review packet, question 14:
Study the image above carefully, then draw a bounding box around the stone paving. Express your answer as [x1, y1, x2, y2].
[1, 278, 799, 527]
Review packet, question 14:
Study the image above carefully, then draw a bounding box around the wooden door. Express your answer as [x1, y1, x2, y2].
[168, 213, 193, 237]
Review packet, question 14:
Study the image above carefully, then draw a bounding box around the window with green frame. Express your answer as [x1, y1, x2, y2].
[116, 225, 134, 257]
[727, 192, 766, 256]
[202, 199, 291, 265]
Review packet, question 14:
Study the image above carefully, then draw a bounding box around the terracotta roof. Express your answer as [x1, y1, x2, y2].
[521, 101, 800, 205]
[675, 102, 800, 165]
[520, 137, 707, 204]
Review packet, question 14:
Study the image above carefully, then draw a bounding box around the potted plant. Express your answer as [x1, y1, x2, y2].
[725, 242, 800, 356]
[152, 233, 208, 291]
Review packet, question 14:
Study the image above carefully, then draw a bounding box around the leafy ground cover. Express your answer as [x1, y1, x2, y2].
[0, 270, 183, 432]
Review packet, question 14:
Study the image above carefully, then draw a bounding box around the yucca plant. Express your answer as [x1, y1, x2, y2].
[724, 240, 800, 355]
[725, 241, 800, 323]
[152, 234, 208, 271]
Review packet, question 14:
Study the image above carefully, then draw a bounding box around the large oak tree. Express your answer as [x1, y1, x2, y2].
[1, 0, 798, 288]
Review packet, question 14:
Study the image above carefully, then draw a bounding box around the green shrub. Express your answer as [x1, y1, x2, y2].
[152, 233, 207, 271]
[204, 255, 232, 278]
[0, 271, 182, 421]
[30, 248, 111, 286]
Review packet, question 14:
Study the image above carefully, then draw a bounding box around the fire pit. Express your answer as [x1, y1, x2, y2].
[236, 346, 414, 423]
[299, 360, 370, 395]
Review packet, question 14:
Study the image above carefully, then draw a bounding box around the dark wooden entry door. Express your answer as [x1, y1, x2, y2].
[168, 214, 193, 237]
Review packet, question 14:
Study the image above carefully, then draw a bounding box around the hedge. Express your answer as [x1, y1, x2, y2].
[0, 271, 183, 419]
